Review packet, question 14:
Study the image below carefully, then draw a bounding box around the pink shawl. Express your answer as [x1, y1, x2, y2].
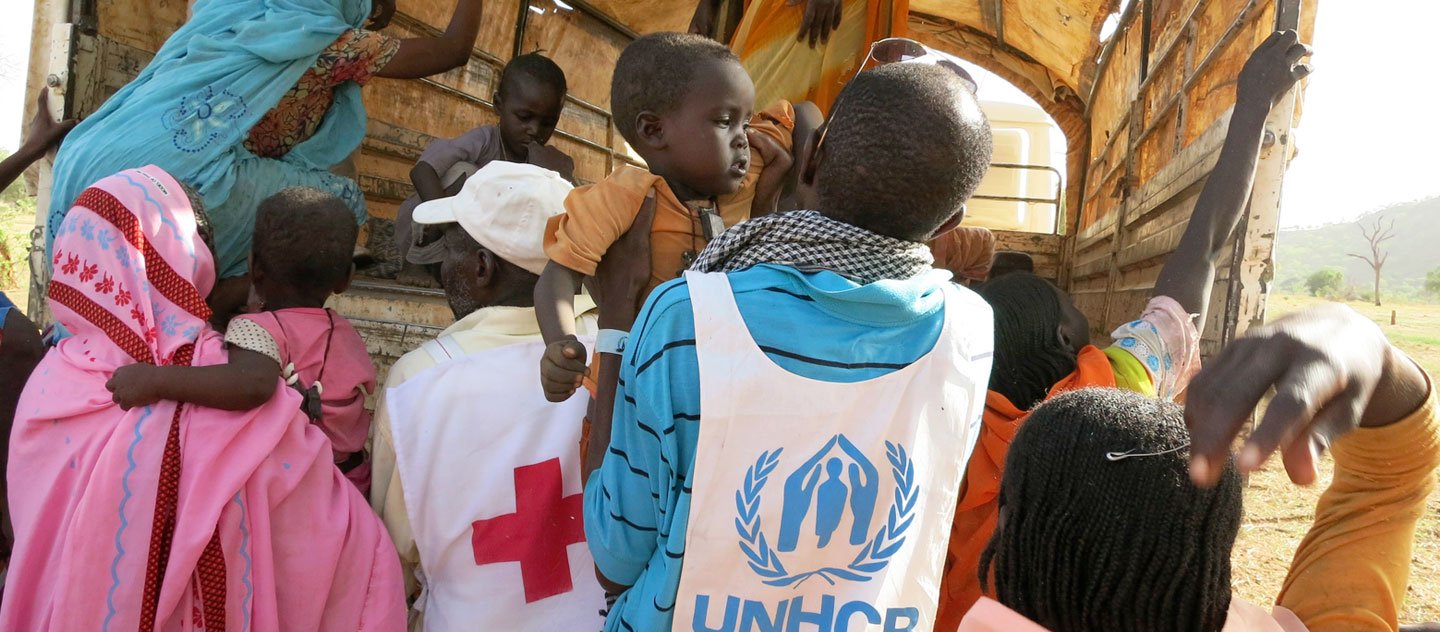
[2, 166, 404, 631]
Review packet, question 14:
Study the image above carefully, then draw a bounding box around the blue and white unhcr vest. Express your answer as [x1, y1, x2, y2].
[673, 272, 994, 632]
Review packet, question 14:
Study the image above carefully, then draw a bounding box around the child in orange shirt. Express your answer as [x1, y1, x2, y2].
[534, 33, 806, 406]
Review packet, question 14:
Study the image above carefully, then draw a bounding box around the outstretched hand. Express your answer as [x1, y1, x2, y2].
[1238, 30, 1312, 108]
[24, 90, 78, 155]
[791, 0, 842, 48]
[1186, 304, 1427, 487]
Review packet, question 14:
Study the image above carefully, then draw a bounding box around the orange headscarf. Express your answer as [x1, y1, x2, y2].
[936, 345, 1116, 631]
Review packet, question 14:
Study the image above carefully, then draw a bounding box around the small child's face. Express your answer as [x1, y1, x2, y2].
[497, 78, 566, 162]
[655, 59, 756, 200]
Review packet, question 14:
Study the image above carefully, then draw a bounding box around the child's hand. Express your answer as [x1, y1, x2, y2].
[749, 129, 793, 217]
[748, 128, 793, 175]
[793, 0, 842, 48]
[525, 142, 576, 182]
[1238, 30, 1312, 109]
[540, 337, 588, 402]
[23, 89, 78, 155]
[106, 364, 162, 410]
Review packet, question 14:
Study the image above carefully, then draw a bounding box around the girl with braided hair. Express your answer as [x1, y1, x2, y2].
[963, 302, 1438, 631]
[937, 29, 1316, 626]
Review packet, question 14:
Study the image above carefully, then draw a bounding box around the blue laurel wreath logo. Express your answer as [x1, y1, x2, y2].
[734, 439, 917, 587]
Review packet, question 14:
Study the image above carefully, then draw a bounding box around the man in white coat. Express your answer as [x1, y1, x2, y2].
[369, 161, 650, 631]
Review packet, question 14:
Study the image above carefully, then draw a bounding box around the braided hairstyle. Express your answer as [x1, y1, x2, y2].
[976, 272, 1078, 409]
[979, 388, 1243, 632]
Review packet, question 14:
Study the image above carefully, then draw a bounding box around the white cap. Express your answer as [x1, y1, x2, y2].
[408, 161, 573, 275]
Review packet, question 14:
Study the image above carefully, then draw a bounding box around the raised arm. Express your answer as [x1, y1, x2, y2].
[376, 0, 484, 79]
[1186, 304, 1433, 631]
[106, 348, 281, 411]
[1151, 30, 1311, 321]
[0, 90, 77, 193]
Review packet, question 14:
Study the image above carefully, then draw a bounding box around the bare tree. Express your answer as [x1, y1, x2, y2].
[1347, 216, 1395, 306]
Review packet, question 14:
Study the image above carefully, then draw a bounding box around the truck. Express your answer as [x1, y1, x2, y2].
[20, 0, 1316, 379]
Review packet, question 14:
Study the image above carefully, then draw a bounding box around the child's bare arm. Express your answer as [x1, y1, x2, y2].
[1152, 30, 1311, 325]
[536, 261, 588, 402]
[106, 349, 281, 411]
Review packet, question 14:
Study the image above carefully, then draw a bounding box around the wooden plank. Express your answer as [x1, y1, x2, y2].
[96, 0, 186, 53]
[1228, 0, 1302, 339]
[992, 231, 1063, 281]
[521, 6, 628, 110]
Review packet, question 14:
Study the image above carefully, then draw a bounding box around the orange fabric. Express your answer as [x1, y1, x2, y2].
[553, 102, 795, 397]
[929, 226, 996, 284]
[730, 0, 909, 115]
[936, 345, 1117, 632]
[245, 29, 400, 158]
[1276, 380, 1437, 631]
[546, 165, 748, 298]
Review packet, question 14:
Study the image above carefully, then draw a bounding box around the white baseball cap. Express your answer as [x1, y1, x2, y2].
[408, 161, 573, 275]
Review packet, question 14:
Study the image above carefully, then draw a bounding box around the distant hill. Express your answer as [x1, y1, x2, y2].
[1274, 196, 1440, 298]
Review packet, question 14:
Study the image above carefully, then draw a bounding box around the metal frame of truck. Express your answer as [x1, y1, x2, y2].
[20, 0, 1315, 368]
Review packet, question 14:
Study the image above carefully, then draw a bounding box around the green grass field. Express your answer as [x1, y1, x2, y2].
[1231, 294, 1440, 623]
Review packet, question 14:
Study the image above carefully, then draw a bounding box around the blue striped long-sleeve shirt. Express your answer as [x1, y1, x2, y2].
[583, 264, 953, 632]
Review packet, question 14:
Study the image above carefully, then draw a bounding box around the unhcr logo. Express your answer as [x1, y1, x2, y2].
[735, 434, 917, 587]
[692, 435, 922, 631]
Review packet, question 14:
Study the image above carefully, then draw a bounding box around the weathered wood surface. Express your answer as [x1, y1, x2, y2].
[1072, 0, 1315, 348]
[993, 231, 1064, 282]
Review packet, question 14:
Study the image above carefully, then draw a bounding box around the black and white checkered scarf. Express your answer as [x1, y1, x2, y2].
[689, 210, 934, 283]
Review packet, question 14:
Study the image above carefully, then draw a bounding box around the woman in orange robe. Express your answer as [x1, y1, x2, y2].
[721, 0, 910, 115]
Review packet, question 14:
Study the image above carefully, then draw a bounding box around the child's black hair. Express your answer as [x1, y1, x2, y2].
[979, 387, 1242, 632]
[252, 187, 357, 298]
[498, 51, 567, 100]
[976, 272, 1077, 410]
[815, 63, 992, 242]
[610, 32, 740, 146]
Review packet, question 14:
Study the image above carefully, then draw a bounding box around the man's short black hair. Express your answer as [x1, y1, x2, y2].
[252, 187, 357, 296]
[610, 32, 740, 146]
[816, 63, 993, 242]
[498, 51, 567, 100]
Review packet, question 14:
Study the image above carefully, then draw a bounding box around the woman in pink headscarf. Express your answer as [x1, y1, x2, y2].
[2, 165, 404, 630]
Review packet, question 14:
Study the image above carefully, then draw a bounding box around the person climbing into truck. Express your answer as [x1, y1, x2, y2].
[937, 29, 1315, 628]
[45, 0, 489, 326]
[394, 51, 577, 288]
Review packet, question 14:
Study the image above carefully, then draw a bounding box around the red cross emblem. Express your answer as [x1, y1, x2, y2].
[471, 458, 585, 603]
